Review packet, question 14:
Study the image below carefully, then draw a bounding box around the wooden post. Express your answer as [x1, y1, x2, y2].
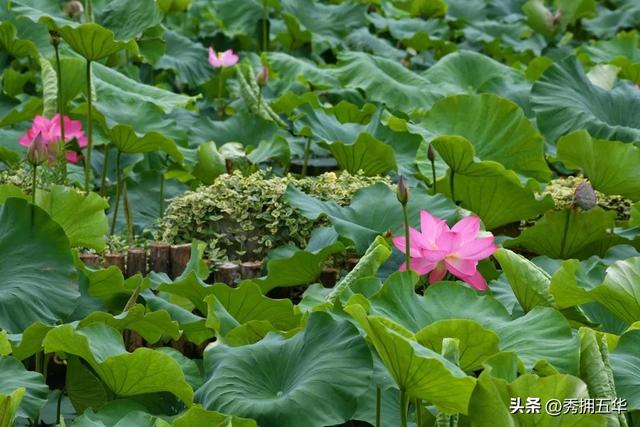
[320, 267, 338, 287]
[79, 252, 100, 269]
[149, 242, 171, 274]
[126, 247, 147, 278]
[240, 261, 262, 280]
[216, 262, 240, 286]
[170, 243, 192, 279]
[104, 253, 125, 273]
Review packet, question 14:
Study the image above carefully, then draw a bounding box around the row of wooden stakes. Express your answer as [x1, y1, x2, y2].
[79, 242, 353, 288]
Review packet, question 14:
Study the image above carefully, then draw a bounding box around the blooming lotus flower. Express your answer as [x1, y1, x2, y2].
[208, 47, 239, 68]
[19, 114, 87, 164]
[393, 210, 497, 290]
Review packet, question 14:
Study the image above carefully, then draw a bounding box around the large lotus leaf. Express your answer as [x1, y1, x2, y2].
[418, 93, 550, 181]
[432, 136, 554, 229]
[327, 133, 397, 176]
[70, 400, 171, 427]
[334, 51, 442, 113]
[154, 29, 213, 87]
[57, 24, 130, 61]
[110, 124, 183, 161]
[172, 406, 257, 427]
[192, 142, 226, 184]
[196, 312, 372, 427]
[557, 130, 640, 201]
[344, 27, 406, 61]
[0, 96, 42, 128]
[468, 371, 606, 426]
[92, 62, 197, 120]
[367, 13, 449, 46]
[79, 305, 180, 343]
[505, 208, 619, 259]
[207, 0, 262, 39]
[254, 228, 345, 292]
[0, 357, 48, 422]
[204, 281, 300, 346]
[345, 305, 476, 414]
[462, 20, 547, 56]
[0, 387, 24, 427]
[583, 0, 640, 38]
[284, 183, 458, 255]
[532, 56, 640, 144]
[6, 323, 52, 361]
[578, 31, 640, 83]
[0, 198, 79, 333]
[0, 21, 38, 58]
[43, 323, 193, 405]
[610, 329, 640, 410]
[157, 271, 215, 314]
[590, 257, 640, 325]
[392, 0, 448, 18]
[415, 319, 500, 371]
[279, 0, 367, 51]
[267, 52, 340, 93]
[0, 332, 9, 356]
[98, 0, 161, 41]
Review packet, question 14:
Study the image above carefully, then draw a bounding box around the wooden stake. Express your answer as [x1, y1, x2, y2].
[240, 261, 263, 280]
[320, 266, 338, 287]
[149, 242, 171, 274]
[104, 253, 125, 272]
[79, 252, 100, 269]
[216, 262, 240, 286]
[126, 247, 146, 278]
[170, 243, 192, 279]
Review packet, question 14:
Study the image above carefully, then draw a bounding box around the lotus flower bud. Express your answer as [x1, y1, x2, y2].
[27, 137, 48, 166]
[64, 0, 84, 18]
[397, 176, 409, 205]
[49, 30, 60, 47]
[256, 67, 269, 87]
[574, 181, 596, 210]
[427, 143, 436, 162]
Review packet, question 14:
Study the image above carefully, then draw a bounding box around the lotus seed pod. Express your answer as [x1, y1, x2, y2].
[574, 181, 597, 210]
[396, 176, 409, 205]
[49, 30, 60, 47]
[427, 143, 436, 162]
[64, 0, 84, 18]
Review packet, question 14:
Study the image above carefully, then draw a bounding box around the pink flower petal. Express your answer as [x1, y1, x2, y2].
[220, 49, 239, 67]
[460, 271, 488, 291]
[445, 257, 478, 277]
[392, 233, 423, 258]
[420, 210, 448, 245]
[408, 258, 438, 275]
[455, 236, 497, 261]
[451, 215, 481, 237]
[428, 262, 447, 283]
[208, 47, 222, 68]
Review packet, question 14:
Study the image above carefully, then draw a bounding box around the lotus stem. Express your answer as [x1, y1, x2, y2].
[123, 285, 141, 312]
[449, 170, 455, 203]
[31, 164, 37, 205]
[85, 0, 93, 22]
[375, 385, 381, 427]
[53, 41, 67, 182]
[431, 159, 436, 194]
[218, 73, 224, 118]
[262, 0, 269, 52]
[109, 150, 122, 235]
[301, 137, 311, 177]
[400, 389, 409, 427]
[35, 351, 42, 374]
[159, 171, 165, 219]
[56, 389, 64, 426]
[123, 181, 134, 244]
[416, 399, 422, 426]
[560, 209, 572, 259]
[402, 204, 411, 271]
[100, 145, 109, 197]
[84, 60, 93, 192]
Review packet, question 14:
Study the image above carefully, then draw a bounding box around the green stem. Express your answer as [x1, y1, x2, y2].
[100, 145, 110, 197]
[400, 389, 409, 427]
[431, 159, 436, 194]
[54, 41, 67, 182]
[159, 171, 165, 219]
[261, 0, 268, 52]
[109, 150, 122, 235]
[123, 181, 134, 244]
[402, 204, 411, 271]
[31, 164, 37, 205]
[123, 285, 141, 312]
[560, 209, 572, 259]
[85, 0, 93, 22]
[301, 137, 311, 177]
[55, 389, 64, 426]
[35, 351, 42, 374]
[416, 399, 423, 426]
[449, 170, 455, 203]
[84, 60, 93, 192]
[375, 385, 381, 427]
[218, 74, 224, 118]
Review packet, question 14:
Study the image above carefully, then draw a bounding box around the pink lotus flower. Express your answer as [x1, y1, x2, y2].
[393, 210, 497, 290]
[19, 114, 87, 164]
[208, 47, 239, 68]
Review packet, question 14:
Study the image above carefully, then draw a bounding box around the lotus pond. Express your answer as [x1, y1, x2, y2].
[1, 0, 640, 426]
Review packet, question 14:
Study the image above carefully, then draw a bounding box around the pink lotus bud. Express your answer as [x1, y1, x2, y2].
[397, 176, 409, 205]
[427, 143, 436, 162]
[256, 67, 269, 87]
[27, 137, 48, 166]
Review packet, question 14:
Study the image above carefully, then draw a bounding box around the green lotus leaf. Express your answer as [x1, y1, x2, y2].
[71, 400, 171, 427]
[154, 29, 213, 87]
[578, 31, 640, 83]
[98, 0, 162, 41]
[415, 319, 500, 371]
[41, 57, 87, 116]
[0, 21, 38, 58]
[334, 51, 440, 113]
[557, 130, 640, 201]
[155, 347, 202, 389]
[110, 124, 183, 161]
[208, 0, 263, 39]
[418, 93, 550, 181]
[523, 0, 556, 38]
[79, 305, 181, 343]
[192, 142, 226, 185]
[583, 0, 640, 38]
[0, 198, 79, 333]
[610, 329, 640, 410]
[267, 52, 339, 93]
[346, 304, 476, 414]
[0, 356, 48, 422]
[392, 0, 448, 18]
[532, 56, 640, 144]
[0, 96, 42, 128]
[433, 136, 554, 229]
[172, 406, 257, 427]
[157, 0, 193, 13]
[246, 136, 290, 166]
[590, 257, 640, 325]
[43, 323, 194, 405]
[344, 28, 406, 61]
[0, 387, 24, 427]
[57, 23, 130, 61]
[196, 312, 372, 427]
[462, 20, 547, 56]
[505, 207, 620, 259]
[285, 183, 458, 255]
[254, 227, 345, 292]
[205, 281, 300, 345]
[6, 323, 52, 361]
[0, 332, 9, 356]
[65, 355, 111, 413]
[326, 133, 397, 176]
[549, 259, 595, 309]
